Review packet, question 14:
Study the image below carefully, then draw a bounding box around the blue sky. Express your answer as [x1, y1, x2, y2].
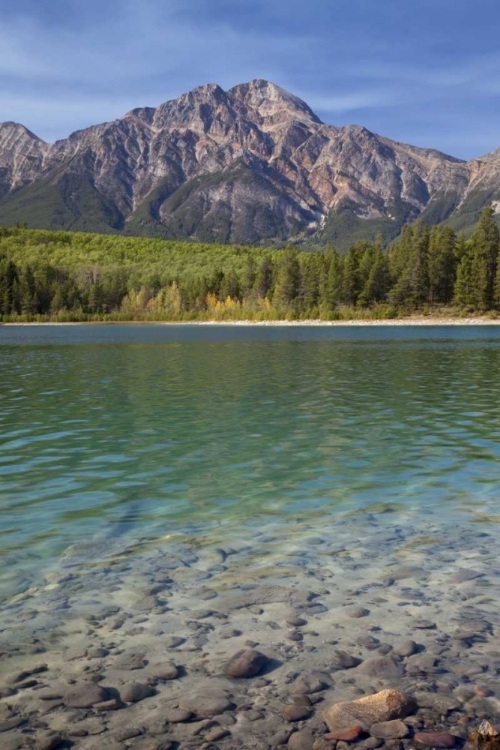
[1, 0, 499, 159]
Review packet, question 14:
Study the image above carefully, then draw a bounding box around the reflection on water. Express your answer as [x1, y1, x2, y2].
[1, 325, 500, 595]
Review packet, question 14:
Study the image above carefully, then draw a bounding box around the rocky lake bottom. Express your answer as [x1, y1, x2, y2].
[2, 506, 500, 750]
[2, 325, 500, 750]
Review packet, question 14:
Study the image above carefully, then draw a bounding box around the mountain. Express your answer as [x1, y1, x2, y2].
[0, 79, 498, 249]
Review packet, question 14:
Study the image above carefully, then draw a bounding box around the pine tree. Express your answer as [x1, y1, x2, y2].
[0, 259, 19, 315]
[454, 249, 475, 308]
[272, 247, 300, 314]
[297, 255, 322, 317]
[342, 244, 363, 305]
[469, 206, 499, 310]
[20, 265, 38, 314]
[253, 256, 274, 299]
[428, 226, 457, 304]
[319, 249, 344, 314]
[358, 249, 391, 306]
[388, 224, 429, 308]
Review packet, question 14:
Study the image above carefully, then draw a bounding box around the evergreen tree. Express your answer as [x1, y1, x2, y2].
[297, 255, 322, 316]
[219, 269, 240, 301]
[319, 249, 344, 314]
[20, 265, 38, 314]
[469, 206, 499, 310]
[342, 244, 363, 305]
[253, 256, 273, 299]
[454, 251, 475, 308]
[0, 259, 19, 315]
[358, 248, 390, 306]
[389, 224, 429, 308]
[428, 226, 457, 304]
[272, 247, 300, 314]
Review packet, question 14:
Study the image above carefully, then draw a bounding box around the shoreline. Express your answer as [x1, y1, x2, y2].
[3, 316, 500, 327]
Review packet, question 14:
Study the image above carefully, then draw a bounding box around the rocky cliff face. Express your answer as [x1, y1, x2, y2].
[0, 79, 498, 247]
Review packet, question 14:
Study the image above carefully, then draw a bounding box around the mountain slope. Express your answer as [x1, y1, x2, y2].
[0, 79, 497, 248]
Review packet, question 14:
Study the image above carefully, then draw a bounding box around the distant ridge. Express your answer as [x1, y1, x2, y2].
[0, 78, 498, 248]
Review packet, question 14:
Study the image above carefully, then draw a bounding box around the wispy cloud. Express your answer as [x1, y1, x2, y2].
[1, 0, 500, 158]
[303, 91, 399, 115]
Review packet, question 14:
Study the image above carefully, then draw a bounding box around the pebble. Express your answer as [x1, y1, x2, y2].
[451, 569, 483, 583]
[330, 650, 361, 670]
[95, 698, 122, 711]
[115, 727, 143, 741]
[287, 615, 308, 627]
[119, 682, 154, 703]
[241, 709, 263, 721]
[270, 728, 293, 747]
[179, 693, 234, 718]
[414, 732, 457, 747]
[288, 730, 315, 750]
[224, 648, 269, 678]
[313, 740, 336, 750]
[205, 727, 230, 741]
[164, 636, 186, 648]
[324, 690, 415, 733]
[363, 739, 383, 749]
[113, 651, 147, 670]
[293, 694, 312, 706]
[283, 704, 312, 722]
[37, 731, 63, 750]
[63, 683, 107, 708]
[307, 604, 328, 615]
[292, 677, 327, 693]
[411, 619, 436, 630]
[165, 709, 193, 723]
[370, 720, 409, 739]
[326, 725, 364, 741]
[393, 639, 418, 657]
[414, 692, 460, 714]
[150, 662, 179, 680]
[1, 736, 27, 750]
[346, 606, 370, 618]
[355, 655, 405, 679]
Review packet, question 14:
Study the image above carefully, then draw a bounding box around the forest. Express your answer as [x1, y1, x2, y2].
[1, 207, 500, 322]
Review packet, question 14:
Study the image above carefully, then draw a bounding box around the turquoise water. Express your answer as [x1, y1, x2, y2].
[1, 324, 500, 598]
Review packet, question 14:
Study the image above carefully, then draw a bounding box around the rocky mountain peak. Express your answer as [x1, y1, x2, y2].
[228, 79, 322, 127]
[0, 79, 497, 246]
[0, 121, 44, 145]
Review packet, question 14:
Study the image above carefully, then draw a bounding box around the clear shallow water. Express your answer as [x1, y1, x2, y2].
[1, 324, 500, 597]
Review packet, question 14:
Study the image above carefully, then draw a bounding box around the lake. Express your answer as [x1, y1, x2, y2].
[1, 324, 499, 746]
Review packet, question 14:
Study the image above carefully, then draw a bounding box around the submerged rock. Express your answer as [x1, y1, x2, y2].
[414, 732, 457, 747]
[355, 655, 405, 679]
[63, 683, 108, 708]
[179, 693, 234, 717]
[283, 704, 312, 721]
[346, 606, 370, 618]
[325, 725, 364, 741]
[288, 730, 315, 750]
[324, 689, 415, 733]
[471, 720, 500, 750]
[330, 650, 361, 670]
[149, 662, 179, 680]
[119, 682, 154, 703]
[224, 648, 269, 678]
[370, 720, 409, 739]
[392, 639, 418, 657]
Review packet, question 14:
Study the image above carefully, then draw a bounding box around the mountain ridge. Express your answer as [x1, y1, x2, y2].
[0, 78, 497, 248]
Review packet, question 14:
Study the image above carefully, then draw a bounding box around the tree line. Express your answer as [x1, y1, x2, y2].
[1, 207, 500, 321]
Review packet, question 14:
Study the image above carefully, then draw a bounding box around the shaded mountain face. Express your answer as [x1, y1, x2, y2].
[0, 78, 497, 247]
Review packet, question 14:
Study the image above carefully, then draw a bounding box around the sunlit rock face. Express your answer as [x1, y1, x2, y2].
[0, 79, 495, 245]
